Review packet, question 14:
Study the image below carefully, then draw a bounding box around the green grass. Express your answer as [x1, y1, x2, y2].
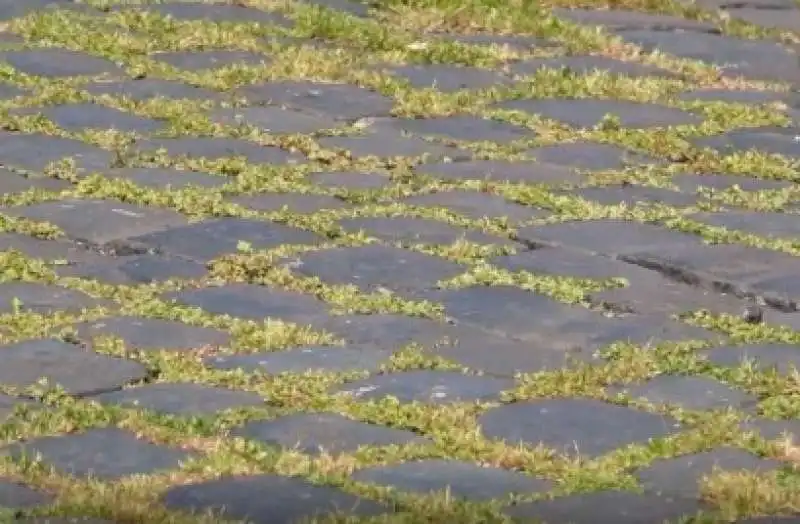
[0, 0, 798, 522]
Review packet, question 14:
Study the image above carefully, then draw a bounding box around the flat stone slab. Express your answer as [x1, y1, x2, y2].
[0, 49, 122, 77]
[677, 88, 789, 104]
[133, 137, 306, 165]
[704, 344, 800, 374]
[384, 64, 512, 92]
[0, 282, 103, 314]
[289, 244, 467, 294]
[235, 81, 394, 121]
[479, 399, 680, 457]
[84, 79, 225, 102]
[337, 216, 513, 246]
[504, 490, 709, 523]
[12, 103, 165, 133]
[370, 116, 534, 143]
[0, 479, 53, 509]
[741, 417, 800, 442]
[722, 7, 800, 32]
[5, 199, 188, 247]
[92, 383, 265, 416]
[351, 459, 553, 500]
[161, 475, 387, 522]
[690, 210, 800, 240]
[526, 142, 658, 171]
[56, 254, 209, 284]
[416, 159, 585, 185]
[610, 375, 756, 410]
[92, 167, 229, 190]
[152, 50, 268, 71]
[127, 217, 322, 263]
[2, 428, 191, 479]
[402, 190, 549, 223]
[636, 448, 783, 497]
[511, 55, 678, 79]
[230, 192, 347, 213]
[75, 316, 230, 353]
[231, 412, 428, 454]
[318, 130, 471, 161]
[0, 132, 113, 175]
[694, 127, 800, 161]
[553, 7, 718, 32]
[207, 106, 342, 134]
[299, 0, 372, 17]
[205, 346, 392, 375]
[335, 370, 514, 403]
[674, 173, 792, 193]
[570, 184, 698, 207]
[495, 98, 702, 129]
[0, 339, 148, 397]
[167, 283, 331, 323]
[308, 171, 392, 190]
[138, 3, 293, 26]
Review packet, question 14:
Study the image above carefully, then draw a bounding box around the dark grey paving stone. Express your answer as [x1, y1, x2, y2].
[231, 413, 427, 454]
[723, 8, 800, 32]
[437, 33, 551, 51]
[677, 89, 789, 104]
[92, 383, 264, 416]
[5, 199, 188, 247]
[161, 475, 386, 523]
[385, 64, 512, 92]
[351, 459, 552, 500]
[338, 216, 513, 246]
[167, 283, 331, 323]
[134, 137, 306, 165]
[705, 344, 800, 374]
[318, 130, 471, 161]
[637, 448, 783, 497]
[291, 244, 466, 294]
[496, 98, 701, 129]
[0, 479, 52, 509]
[336, 370, 514, 404]
[0, 233, 108, 266]
[308, 171, 391, 190]
[206, 346, 392, 374]
[740, 417, 800, 441]
[84, 78, 225, 102]
[402, 190, 549, 223]
[0, 83, 26, 100]
[0, 339, 148, 397]
[0, 132, 113, 175]
[229, 192, 348, 213]
[371, 115, 534, 143]
[610, 375, 756, 410]
[515, 219, 704, 255]
[694, 127, 800, 161]
[207, 106, 341, 134]
[96, 167, 228, 190]
[0, 282, 103, 314]
[504, 490, 708, 523]
[0, 168, 70, 194]
[76, 316, 230, 353]
[618, 30, 800, 84]
[569, 184, 699, 207]
[0, 49, 122, 78]
[479, 399, 680, 457]
[0, 0, 79, 22]
[2, 428, 191, 480]
[553, 7, 718, 32]
[299, 0, 371, 16]
[235, 81, 393, 121]
[142, 3, 293, 26]
[56, 254, 209, 284]
[674, 173, 792, 193]
[128, 217, 321, 263]
[691, 210, 800, 239]
[416, 159, 585, 185]
[526, 142, 658, 171]
[152, 50, 268, 71]
[12, 103, 164, 133]
[491, 247, 647, 280]
[511, 55, 678, 79]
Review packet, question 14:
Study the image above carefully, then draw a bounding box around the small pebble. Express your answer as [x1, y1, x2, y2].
[741, 305, 764, 324]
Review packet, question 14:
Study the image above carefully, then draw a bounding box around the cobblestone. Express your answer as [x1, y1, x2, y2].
[0, 1, 799, 522]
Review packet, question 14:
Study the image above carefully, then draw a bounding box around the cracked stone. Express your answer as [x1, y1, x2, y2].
[168, 283, 331, 323]
[609, 375, 756, 410]
[337, 216, 514, 246]
[2, 428, 191, 480]
[416, 159, 585, 185]
[704, 344, 800, 375]
[526, 142, 659, 171]
[336, 370, 514, 404]
[229, 192, 348, 213]
[235, 81, 393, 121]
[0, 338, 148, 397]
[5, 199, 188, 246]
[83, 78, 225, 102]
[0, 132, 113, 175]
[479, 398, 680, 457]
[206, 346, 393, 375]
[152, 50, 268, 71]
[127, 217, 321, 263]
[351, 460, 552, 500]
[511, 55, 678, 79]
[75, 316, 230, 353]
[0, 49, 122, 77]
[636, 448, 783, 497]
[12, 103, 165, 133]
[370, 115, 534, 143]
[402, 190, 549, 223]
[161, 475, 386, 523]
[134, 137, 306, 165]
[0, 282, 104, 314]
[385, 64, 512, 91]
[231, 413, 428, 454]
[207, 106, 342, 134]
[495, 98, 701, 129]
[92, 383, 264, 416]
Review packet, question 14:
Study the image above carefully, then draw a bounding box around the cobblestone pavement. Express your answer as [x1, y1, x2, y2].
[2, 0, 800, 523]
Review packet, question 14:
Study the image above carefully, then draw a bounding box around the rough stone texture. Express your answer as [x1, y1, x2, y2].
[0, 282, 104, 314]
[75, 316, 230, 353]
[208, 106, 342, 134]
[133, 137, 306, 165]
[318, 129, 471, 161]
[370, 115, 534, 143]
[0, 132, 113, 175]
[92, 383, 265, 416]
[402, 190, 549, 223]
[162, 475, 387, 522]
[0, 49, 122, 77]
[231, 413, 429, 454]
[12, 103, 165, 133]
[56, 254, 209, 284]
[610, 375, 757, 410]
[526, 142, 658, 171]
[229, 192, 348, 213]
[337, 216, 514, 246]
[569, 184, 698, 207]
[206, 346, 393, 375]
[83, 78, 225, 102]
